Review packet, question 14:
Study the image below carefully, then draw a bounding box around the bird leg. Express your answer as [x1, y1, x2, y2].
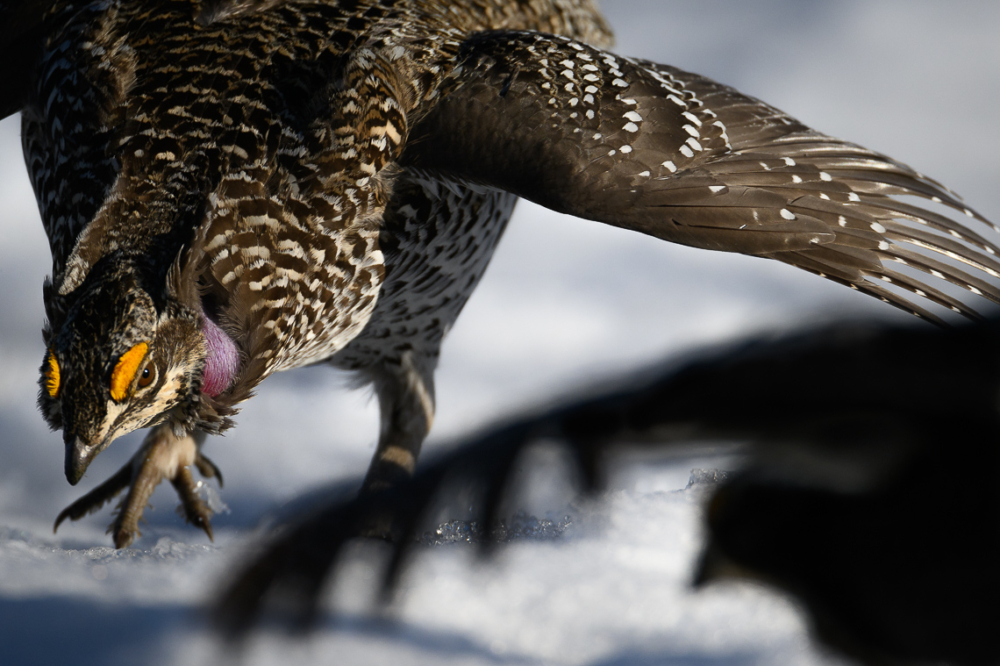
[54, 424, 222, 548]
[359, 355, 436, 538]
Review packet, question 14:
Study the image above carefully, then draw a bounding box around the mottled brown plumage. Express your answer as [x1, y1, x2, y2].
[3, 0, 999, 546]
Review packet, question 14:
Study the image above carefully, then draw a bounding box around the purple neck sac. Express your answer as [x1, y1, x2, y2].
[200, 315, 239, 397]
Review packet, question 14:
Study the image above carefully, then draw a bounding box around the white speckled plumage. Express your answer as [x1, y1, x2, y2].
[3, 0, 1000, 545]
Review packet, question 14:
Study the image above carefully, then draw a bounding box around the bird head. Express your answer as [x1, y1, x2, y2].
[38, 257, 210, 485]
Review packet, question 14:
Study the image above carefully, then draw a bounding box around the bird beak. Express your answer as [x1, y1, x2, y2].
[64, 433, 106, 485]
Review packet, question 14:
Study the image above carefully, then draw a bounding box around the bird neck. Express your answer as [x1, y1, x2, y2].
[200, 314, 240, 397]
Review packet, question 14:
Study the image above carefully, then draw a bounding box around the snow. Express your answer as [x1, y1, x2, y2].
[1, 2, 998, 664]
[0, 467, 845, 666]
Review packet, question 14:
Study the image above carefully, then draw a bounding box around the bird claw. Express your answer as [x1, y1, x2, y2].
[53, 424, 222, 548]
[53, 464, 134, 531]
[194, 452, 224, 487]
[170, 464, 216, 542]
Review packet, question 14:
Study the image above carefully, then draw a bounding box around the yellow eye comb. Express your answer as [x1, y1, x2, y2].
[44, 350, 60, 398]
[110, 342, 148, 402]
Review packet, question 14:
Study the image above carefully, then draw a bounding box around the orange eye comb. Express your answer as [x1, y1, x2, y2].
[44, 350, 60, 398]
[110, 342, 149, 402]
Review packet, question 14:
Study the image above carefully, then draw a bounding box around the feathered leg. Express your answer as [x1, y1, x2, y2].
[338, 175, 515, 535]
[362, 354, 436, 493]
[357, 354, 436, 539]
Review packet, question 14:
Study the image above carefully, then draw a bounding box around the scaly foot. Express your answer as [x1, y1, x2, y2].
[54, 425, 223, 548]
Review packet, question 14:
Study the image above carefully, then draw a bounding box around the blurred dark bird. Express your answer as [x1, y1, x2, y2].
[697, 426, 1000, 666]
[5, 0, 1000, 547]
[214, 318, 1000, 666]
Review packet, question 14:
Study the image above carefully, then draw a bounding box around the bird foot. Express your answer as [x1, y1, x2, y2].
[54, 425, 223, 548]
[357, 482, 406, 543]
[357, 512, 403, 543]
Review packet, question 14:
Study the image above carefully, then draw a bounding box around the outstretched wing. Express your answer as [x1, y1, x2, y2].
[0, 1, 51, 120]
[404, 31, 1000, 323]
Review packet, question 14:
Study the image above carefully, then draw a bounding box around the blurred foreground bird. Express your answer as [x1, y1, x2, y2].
[697, 425, 1000, 666]
[215, 318, 1000, 665]
[5, 0, 1000, 547]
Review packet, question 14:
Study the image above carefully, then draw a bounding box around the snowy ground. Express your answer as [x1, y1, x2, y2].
[1, 2, 998, 664]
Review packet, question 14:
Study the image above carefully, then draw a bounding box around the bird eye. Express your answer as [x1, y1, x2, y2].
[43, 349, 60, 399]
[137, 364, 155, 388]
[110, 342, 149, 402]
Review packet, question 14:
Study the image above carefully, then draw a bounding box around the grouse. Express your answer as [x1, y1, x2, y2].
[4, 0, 999, 547]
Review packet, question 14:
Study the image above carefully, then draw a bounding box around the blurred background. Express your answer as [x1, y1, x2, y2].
[0, 2, 998, 664]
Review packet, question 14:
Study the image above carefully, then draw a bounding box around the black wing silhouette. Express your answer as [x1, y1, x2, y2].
[215, 316, 1000, 660]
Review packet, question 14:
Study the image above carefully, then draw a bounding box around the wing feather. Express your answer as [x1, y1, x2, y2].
[405, 31, 1000, 321]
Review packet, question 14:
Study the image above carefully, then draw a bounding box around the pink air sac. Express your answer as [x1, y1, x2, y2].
[200, 315, 239, 397]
